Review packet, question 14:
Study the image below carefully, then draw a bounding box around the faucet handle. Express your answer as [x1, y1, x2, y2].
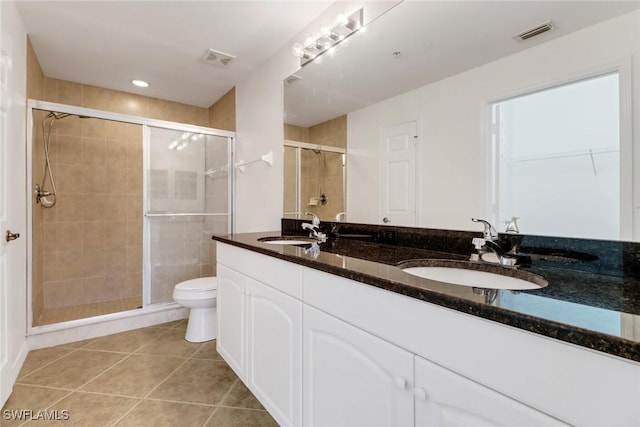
[304, 212, 320, 227]
[471, 218, 498, 241]
[471, 237, 486, 250]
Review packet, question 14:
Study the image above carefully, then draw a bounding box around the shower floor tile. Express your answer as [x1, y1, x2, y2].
[4, 321, 277, 427]
[34, 296, 142, 326]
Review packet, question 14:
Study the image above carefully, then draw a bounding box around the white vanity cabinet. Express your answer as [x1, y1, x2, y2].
[216, 245, 303, 427]
[216, 242, 640, 427]
[303, 304, 414, 427]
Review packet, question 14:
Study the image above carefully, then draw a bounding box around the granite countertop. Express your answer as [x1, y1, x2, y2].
[212, 230, 640, 363]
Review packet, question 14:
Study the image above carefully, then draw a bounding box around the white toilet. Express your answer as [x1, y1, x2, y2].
[172, 277, 218, 343]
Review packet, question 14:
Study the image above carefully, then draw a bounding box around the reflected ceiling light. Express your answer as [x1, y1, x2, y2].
[292, 8, 364, 66]
[131, 79, 149, 88]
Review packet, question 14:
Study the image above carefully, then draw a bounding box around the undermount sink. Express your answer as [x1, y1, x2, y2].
[398, 259, 547, 290]
[258, 236, 317, 245]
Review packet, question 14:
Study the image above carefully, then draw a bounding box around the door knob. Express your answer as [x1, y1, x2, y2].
[382, 217, 391, 223]
[6, 230, 20, 242]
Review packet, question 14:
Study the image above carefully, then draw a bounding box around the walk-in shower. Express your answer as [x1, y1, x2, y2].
[28, 102, 234, 330]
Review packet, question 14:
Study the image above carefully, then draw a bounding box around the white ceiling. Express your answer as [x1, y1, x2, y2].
[284, 1, 640, 127]
[16, 0, 334, 108]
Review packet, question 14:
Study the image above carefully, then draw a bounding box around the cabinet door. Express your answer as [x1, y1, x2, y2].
[246, 278, 302, 427]
[303, 305, 414, 427]
[414, 356, 567, 426]
[216, 264, 248, 380]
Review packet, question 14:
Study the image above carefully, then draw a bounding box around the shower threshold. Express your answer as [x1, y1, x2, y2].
[33, 296, 142, 327]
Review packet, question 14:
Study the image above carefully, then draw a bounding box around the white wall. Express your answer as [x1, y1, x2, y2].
[234, 1, 400, 233]
[347, 10, 640, 238]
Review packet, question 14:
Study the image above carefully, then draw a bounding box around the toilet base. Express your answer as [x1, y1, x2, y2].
[185, 307, 217, 342]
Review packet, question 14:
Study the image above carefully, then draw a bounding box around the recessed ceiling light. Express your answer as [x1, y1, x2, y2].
[131, 79, 149, 88]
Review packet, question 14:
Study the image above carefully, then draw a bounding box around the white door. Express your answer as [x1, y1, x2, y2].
[303, 305, 414, 427]
[246, 278, 302, 427]
[380, 121, 417, 226]
[0, 1, 28, 407]
[216, 264, 248, 380]
[414, 356, 567, 427]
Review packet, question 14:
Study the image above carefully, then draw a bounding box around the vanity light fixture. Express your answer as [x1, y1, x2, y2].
[131, 79, 149, 88]
[292, 8, 364, 66]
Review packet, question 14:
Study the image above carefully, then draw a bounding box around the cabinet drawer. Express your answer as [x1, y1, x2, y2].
[216, 242, 303, 299]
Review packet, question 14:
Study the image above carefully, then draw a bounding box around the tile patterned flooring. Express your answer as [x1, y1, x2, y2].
[34, 297, 142, 327]
[2, 320, 278, 427]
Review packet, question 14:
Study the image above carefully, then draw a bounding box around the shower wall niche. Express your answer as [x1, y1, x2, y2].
[32, 111, 143, 326]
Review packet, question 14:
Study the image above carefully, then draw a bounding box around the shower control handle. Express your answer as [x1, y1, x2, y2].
[6, 230, 20, 242]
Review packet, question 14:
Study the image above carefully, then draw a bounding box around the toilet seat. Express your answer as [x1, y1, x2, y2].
[174, 277, 217, 292]
[173, 277, 217, 300]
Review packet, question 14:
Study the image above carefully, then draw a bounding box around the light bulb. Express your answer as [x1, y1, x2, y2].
[336, 13, 349, 26]
[131, 79, 149, 88]
[291, 43, 304, 57]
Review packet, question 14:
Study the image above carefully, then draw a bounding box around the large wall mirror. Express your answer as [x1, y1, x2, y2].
[283, 1, 640, 241]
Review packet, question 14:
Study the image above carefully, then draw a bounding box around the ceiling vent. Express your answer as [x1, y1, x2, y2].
[284, 74, 302, 87]
[202, 48, 236, 67]
[516, 21, 554, 41]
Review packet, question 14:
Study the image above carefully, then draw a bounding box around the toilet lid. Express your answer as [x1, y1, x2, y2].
[175, 277, 217, 292]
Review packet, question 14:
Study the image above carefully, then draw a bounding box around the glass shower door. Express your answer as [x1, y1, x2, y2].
[144, 126, 232, 305]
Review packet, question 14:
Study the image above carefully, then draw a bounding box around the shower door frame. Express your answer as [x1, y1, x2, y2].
[26, 100, 235, 333]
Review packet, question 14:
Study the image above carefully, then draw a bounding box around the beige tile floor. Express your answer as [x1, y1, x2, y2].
[2, 320, 278, 427]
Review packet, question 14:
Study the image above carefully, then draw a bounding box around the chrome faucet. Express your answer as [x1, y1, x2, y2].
[471, 218, 499, 241]
[470, 218, 519, 266]
[302, 212, 327, 242]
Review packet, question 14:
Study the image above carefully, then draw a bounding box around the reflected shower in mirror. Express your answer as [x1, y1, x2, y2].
[283, 117, 346, 222]
[283, 1, 640, 241]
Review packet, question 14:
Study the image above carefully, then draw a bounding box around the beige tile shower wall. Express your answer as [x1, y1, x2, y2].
[283, 146, 298, 215]
[309, 115, 346, 149]
[284, 124, 310, 143]
[42, 78, 210, 127]
[31, 111, 45, 321]
[27, 37, 46, 323]
[209, 87, 236, 131]
[40, 117, 143, 308]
